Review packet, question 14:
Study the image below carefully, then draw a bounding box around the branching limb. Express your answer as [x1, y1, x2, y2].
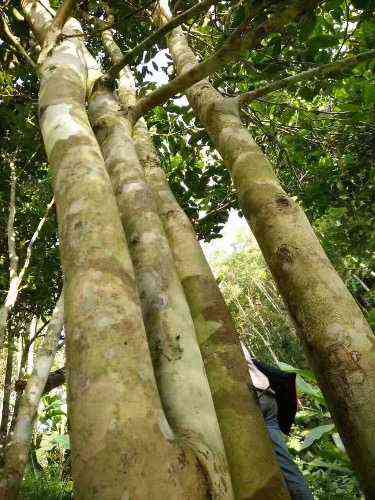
[38, 0, 79, 65]
[0, 163, 18, 348]
[0, 192, 54, 349]
[237, 49, 375, 106]
[0, 14, 37, 69]
[105, 0, 217, 79]
[131, 0, 321, 121]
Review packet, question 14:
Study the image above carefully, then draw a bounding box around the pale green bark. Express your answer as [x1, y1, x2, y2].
[89, 33, 233, 498]
[165, 22, 375, 499]
[22, 2, 207, 498]
[0, 293, 64, 500]
[133, 119, 290, 500]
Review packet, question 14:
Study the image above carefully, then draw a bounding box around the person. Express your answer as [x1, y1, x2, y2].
[241, 343, 314, 500]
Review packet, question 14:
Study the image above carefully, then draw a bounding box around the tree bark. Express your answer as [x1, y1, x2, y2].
[164, 21, 375, 499]
[22, 2, 208, 498]
[0, 293, 64, 499]
[0, 341, 14, 448]
[133, 119, 290, 500]
[89, 35, 232, 498]
[98, 28, 289, 498]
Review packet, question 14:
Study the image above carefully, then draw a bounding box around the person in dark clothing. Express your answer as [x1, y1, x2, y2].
[241, 343, 314, 500]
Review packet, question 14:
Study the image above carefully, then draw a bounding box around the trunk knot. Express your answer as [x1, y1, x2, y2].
[276, 195, 292, 210]
[276, 244, 294, 264]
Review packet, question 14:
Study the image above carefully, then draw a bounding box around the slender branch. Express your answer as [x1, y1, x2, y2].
[7, 163, 18, 280]
[37, 0, 79, 65]
[105, 0, 217, 79]
[119, 0, 157, 23]
[0, 164, 18, 348]
[194, 199, 233, 226]
[1, 195, 54, 349]
[30, 318, 50, 346]
[17, 198, 54, 286]
[237, 49, 375, 106]
[0, 14, 37, 69]
[131, 0, 321, 120]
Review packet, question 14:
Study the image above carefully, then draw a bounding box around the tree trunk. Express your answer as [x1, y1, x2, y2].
[164, 22, 375, 498]
[0, 341, 14, 448]
[0, 293, 64, 499]
[88, 66, 232, 498]
[21, 2, 209, 498]
[133, 119, 290, 500]
[96, 28, 289, 498]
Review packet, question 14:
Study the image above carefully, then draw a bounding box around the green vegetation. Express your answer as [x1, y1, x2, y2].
[213, 239, 364, 499]
[1, 0, 374, 497]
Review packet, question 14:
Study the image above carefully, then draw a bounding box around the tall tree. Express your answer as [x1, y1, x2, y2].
[151, 2, 375, 495]
[0, 0, 374, 498]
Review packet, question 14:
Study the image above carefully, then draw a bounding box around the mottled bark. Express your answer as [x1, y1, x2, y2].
[133, 119, 290, 500]
[165, 21, 375, 499]
[22, 2, 207, 498]
[0, 342, 14, 447]
[0, 293, 64, 499]
[99, 24, 288, 497]
[89, 34, 232, 498]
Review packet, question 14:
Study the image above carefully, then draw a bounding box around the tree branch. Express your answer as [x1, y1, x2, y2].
[237, 49, 375, 106]
[131, 0, 321, 120]
[7, 162, 18, 280]
[37, 0, 78, 65]
[105, 0, 217, 79]
[0, 14, 37, 69]
[17, 197, 54, 286]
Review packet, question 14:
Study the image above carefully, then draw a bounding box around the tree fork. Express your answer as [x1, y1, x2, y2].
[164, 20, 375, 499]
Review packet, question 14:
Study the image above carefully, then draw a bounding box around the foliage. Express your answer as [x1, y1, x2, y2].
[20, 467, 73, 500]
[213, 237, 307, 367]
[214, 242, 363, 499]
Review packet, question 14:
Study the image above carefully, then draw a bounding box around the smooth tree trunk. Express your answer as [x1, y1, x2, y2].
[0, 293, 64, 499]
[133, 119, 290, 500]
[98, 29, 289, 499]
[22, 2, 208, 498]
[161, 16, 375, 497]
[88, 34, 232, 498]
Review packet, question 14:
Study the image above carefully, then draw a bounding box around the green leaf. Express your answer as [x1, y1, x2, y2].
[278, 362, 317, 383]
[300, 423, 335, 449]
[310, 34, 338, 49]
[52, 434, 70, 450]
[364, 84, 375, 105]
[351, 0, 373, 9]
[296, 375, 326, 403]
